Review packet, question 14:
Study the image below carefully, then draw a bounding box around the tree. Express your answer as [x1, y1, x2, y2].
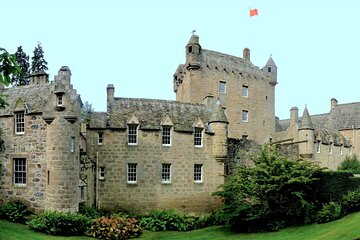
[215, 145, 323, 232]
[81, 101, 94, 122]
[31, 42, 48, 73]
[338, 155, 360, 173]
[0, 48, 20, 108]
[11, 46, 30, 86]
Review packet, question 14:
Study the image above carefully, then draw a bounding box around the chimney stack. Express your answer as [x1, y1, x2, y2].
[243, 48, 250, 61]
[331, 98, 338, 110]
[107, 84, 115, 102]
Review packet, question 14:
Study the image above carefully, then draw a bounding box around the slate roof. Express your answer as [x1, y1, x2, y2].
[89, 97, 226, 132]
[326, 102, 360, 130]
[0, 84, 52, 116]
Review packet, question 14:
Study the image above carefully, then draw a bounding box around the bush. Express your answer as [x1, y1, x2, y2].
[140, 209, 194, 231]
[27, 211, 91, 236]
[86, 216, 142, 239]
[78, 203, 101, 219]
[315, 202, 342, 223]
[0, 201, 31, 223]
[314, 171, 360, 203]
[338, 155, 360, 174]
[342, 187, 360, 214]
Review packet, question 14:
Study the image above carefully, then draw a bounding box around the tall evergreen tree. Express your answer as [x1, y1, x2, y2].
[11, 46, 30, 86]
[31, 42, 48, 73]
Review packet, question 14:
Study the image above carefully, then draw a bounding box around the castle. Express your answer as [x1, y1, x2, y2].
[0, 35, 357, 214]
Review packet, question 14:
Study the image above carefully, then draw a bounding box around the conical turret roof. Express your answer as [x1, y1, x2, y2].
[265, 55, 276, 67]
[299, 106, 314, 130]
[188, 34, 199, 45]
[209, 100, 229, 123]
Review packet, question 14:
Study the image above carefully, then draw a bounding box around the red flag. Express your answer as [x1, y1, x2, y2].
[250, 8, 258, 17]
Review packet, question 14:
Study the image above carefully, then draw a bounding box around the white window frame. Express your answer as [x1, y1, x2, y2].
[99, 167, 105, 180]
[316, 141, 321, 153]
[57, 95, 63, 107]
[127, 163, 137, 184]
[98, 132, 103, 145]
[329, 143, 333, 154]
[194, 164, 203, 183]
[340, 145, 343, 155]
[15, 112, 25, 135]
[242, 85, 248, 97]
[161, 163, 171, 183]
[70, 136, 75, 152]
[194, 128, 203, 147]
[128, 125, 138, 145]
[242, 110, 249, 122]
[219, 81, 226, 94]
[14, 158, 26, 186]
[162, 126, 171, 146]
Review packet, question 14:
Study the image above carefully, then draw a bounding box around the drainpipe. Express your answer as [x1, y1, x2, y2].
[96, 152, 99, 209]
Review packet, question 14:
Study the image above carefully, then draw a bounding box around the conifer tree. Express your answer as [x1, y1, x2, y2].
[31, 42, 48, 73]
[11, 46, 30, 86]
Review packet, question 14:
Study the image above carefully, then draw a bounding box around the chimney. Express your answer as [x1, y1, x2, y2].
[290, 106, 298, 125]
[331, 98, 338, 109]
[107, 84, 115, 102]
[243, 48, 250, 61]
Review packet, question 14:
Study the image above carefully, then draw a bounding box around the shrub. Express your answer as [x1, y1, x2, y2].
[27, 211, 91, 236]
[86, 216, 142, 239]
[315, 202, 342, 223]
[338, 155, 360, 174]
[314, 171, 360, 203]
[0, 201, 31, 223]
[342, 187, 360, 214]
[78, 203, 101, 219]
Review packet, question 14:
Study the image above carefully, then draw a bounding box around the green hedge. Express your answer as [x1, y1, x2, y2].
[314, 171, 360, 203]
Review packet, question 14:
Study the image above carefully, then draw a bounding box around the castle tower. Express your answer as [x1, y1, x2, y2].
[298, 106, 315, 158]
[185, 34, 201, 70]
[263, 55, 277, 86]
[208, 100, 229, 162]
[44, 66, 82, 212]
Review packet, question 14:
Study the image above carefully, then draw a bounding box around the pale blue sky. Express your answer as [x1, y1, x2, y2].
[2, 0, 360, 119]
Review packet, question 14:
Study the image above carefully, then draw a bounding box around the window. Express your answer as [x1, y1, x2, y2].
[127, 163, 137, 183]
[162, 126, 171, 146]
[99, 167, 105, 180]
[128, 125, 138, 145]
[57, 95, 63, 106]
[98, 132, 103, 145]
[14, 158, 26, 186]
[15, 112, 25, 134]
[316, 141, 321, 153]
[188, 46, 192, 53]
[242, 85, 248, 97]
[80, 186, 85, 201]
[340, 145, 343, 155]
[329, 143, 333, 154]
[161, 164, 171, 183]
[194, 128, 203, 147]
[242, 110, 248, 122]
[194, 164, 203, 182]
[268, 67, 272, 72]
[219, 81, 226, 94]
[70, 137, 75, 152]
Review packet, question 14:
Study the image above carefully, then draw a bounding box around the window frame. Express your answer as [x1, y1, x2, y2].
[162, 126, 171, 146]
[316, 141, 321, 153]
[13, 158, 26, 186]
[329, 143, 333, 155]
[242, 110, 249, 122]
[219, 81, 226, 94]
[194, 127, 203, 147]
[99, 167, 105, 180]
[242, 85, 248, 97]
[57, 95, 63, 107]
[161, 163, 171, 183]
[70, 136, 75, 152]
[15, 111, 25, 135]
[340, 145, 343, 155]
[127, 163, 137, 184]
[128, 124, 138, 145]
[98, 132, 104, 145]
[194, 164, 203, 183]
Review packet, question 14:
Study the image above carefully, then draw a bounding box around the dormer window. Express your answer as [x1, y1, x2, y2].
[15, 111, 25, 135]
[55, 92, 65, 111]
[316, 141, 321, 153]
[162, 126, 171, 146]
[329, 143, 333, 154]
[128, 124, 138, 145]
[98, 132, 103, 145]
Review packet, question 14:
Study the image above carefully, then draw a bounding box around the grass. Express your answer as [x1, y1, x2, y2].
[2, 212, 360, 240]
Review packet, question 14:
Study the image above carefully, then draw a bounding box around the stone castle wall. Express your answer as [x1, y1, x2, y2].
[86, 128, 224, 214]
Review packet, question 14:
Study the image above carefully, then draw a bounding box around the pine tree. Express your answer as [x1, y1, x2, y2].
[11, 46, 30, 86]
[31, 42, 48, 73]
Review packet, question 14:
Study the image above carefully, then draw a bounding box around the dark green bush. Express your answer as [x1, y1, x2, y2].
[315, 202, 342, 223]
[338, 155, 360, 174]
[342, 187, 360, 214]
[0, 201, 31, 223]
[27, 211, 91, 236]
[314, 171, 360, 203]
[78, 203, 101, 219]
[140, 209, 193, 231]
[86, 216, 142, 239]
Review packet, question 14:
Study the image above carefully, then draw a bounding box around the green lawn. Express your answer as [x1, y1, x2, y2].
[2, 212, 360, 240]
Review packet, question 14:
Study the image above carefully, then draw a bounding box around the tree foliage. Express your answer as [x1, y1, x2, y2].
[31, 42, 48, 73]
[81, 101, 94, 122]
[11, 46, 30, 86]
[215, 145, 323, 232]
[338, 155, 360, 174]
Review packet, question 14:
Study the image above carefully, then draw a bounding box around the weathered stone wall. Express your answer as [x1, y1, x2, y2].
[312, 143, 350, 170]
[86, 128, 224, 214]
[0, 113, 47, 211]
